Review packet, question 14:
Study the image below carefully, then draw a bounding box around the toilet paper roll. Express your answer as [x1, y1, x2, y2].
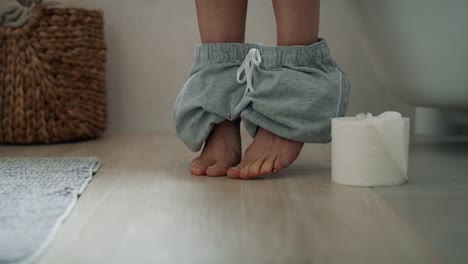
[331, 112, 410, 187]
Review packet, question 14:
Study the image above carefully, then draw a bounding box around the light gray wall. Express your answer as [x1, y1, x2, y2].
[57, 0, 412, 134]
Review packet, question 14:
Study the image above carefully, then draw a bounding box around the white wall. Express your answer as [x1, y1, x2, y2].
[57, 0, 412, 134]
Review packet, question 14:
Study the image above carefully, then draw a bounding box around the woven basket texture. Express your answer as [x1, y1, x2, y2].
[0, 0, 107, 144]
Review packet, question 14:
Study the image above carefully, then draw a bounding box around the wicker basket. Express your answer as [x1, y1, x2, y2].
[0, 0, 107, 144]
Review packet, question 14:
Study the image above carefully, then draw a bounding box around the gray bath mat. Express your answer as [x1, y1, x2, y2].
[0, 157, 101, 264]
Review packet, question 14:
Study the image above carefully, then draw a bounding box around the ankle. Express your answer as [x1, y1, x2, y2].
[218, 119, 240, 128]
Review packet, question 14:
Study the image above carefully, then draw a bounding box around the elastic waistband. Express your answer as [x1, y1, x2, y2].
[193, 39, 331, 68]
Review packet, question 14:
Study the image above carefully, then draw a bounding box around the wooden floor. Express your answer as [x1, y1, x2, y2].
[374, 135, 468, 264]
[0, 133, 444, 264]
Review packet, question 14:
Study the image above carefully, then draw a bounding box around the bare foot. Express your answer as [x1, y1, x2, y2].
[190, 120, 242, 177]
[227, 128, 304, 179]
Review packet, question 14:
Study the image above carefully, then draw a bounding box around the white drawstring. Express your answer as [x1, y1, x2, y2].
[237, 48, 262, 95]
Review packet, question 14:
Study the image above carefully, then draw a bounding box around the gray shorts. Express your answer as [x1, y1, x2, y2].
[173, 39, 350, 152]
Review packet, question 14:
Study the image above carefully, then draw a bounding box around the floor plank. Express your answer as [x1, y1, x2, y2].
[374, 135, 468, 264]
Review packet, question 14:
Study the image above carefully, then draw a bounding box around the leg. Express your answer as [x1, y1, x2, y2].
[227, 0, 320, 179]
[273, 0, 320, 46]
[190, 0, 248, 176]
[195, 0, 248, 43]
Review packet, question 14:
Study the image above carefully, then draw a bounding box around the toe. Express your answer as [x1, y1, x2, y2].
[227, 159, 249, 179]
[248, 159, 265, 178]
[273, 158, 285, 173]
[190, 158, 204, 176]
[240, 160, 255, 180]
[260, 157, 276, 175]
[190, 157, 215, 176]
[191, 157, 203, 168]
[190, 166, 205, 176]
[206, 162, 229, 177]
[227, 166, 241, 178]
